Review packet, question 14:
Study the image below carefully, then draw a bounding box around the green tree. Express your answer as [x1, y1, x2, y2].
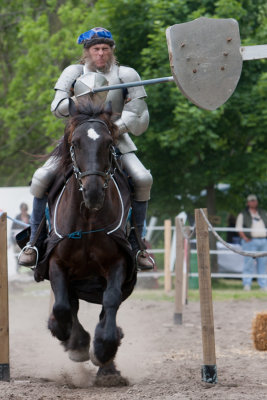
[0, 0, 266, 227]
[137, 0, 267, 220]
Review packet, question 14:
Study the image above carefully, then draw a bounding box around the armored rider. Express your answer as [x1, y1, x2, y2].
[18, 27, 154, 270]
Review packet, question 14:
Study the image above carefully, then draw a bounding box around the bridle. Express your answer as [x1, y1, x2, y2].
[70, 118, 116, 192]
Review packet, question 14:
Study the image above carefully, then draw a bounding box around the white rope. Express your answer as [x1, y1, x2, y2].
[54, 181, 68, 239]
[177, 218, 196, 240]
[107, 175, 124, 235]
[200, 208, 267, 258]
[137, 272, 267, 278]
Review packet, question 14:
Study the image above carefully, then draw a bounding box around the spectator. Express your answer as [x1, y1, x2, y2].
[236, 194, 267, 291]
[11, 203, 30, 232]
[226, 214, 241, 244]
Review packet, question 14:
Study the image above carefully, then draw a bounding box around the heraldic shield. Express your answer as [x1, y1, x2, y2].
[166, 18, 243, 110]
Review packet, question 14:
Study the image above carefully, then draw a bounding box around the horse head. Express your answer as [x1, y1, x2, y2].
[66, 100, 118, 211]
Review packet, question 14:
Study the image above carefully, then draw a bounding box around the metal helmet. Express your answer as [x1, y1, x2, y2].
[74, 72, 109, 104]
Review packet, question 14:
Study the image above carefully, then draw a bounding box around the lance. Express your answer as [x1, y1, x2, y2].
[84, 17, 267, 110]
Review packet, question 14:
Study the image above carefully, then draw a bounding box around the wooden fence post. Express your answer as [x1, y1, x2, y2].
[183, 226, 191, 306]
[174, 217, 184, 324]
[0, 213, 10, 381]
[164, 219, 172, 292]
[195, 208, 217, 384]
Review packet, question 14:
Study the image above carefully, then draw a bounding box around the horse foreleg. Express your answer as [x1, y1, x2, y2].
[95, 360, 129, 387]
[48, 261, 72, 342]
[90, 264, 125, 367]
[63, 297, 90, 362]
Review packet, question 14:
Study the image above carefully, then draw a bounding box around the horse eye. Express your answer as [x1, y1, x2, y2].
[72, 141, 80, 149]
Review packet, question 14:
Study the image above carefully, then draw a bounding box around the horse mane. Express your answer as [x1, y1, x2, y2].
[52, 100, 119, 174]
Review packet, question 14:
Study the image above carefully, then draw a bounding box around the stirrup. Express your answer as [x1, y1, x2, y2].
[18, 244, 39, 269]
[136, 250, 155, 271]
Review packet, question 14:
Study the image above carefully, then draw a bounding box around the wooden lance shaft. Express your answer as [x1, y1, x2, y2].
[195, 208, 217, 384]
[0, 213, 10, 381]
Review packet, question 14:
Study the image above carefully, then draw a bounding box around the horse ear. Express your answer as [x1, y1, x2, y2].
[69, 98, 78, 117]
[103, 101, 113, 116]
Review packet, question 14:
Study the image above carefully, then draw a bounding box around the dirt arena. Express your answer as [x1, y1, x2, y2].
[1, 276, 267, 400]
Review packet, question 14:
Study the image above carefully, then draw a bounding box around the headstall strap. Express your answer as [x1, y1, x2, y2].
[70, 118, 114, 191]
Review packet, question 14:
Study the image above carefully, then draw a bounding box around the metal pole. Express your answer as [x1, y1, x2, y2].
[92, 76, 174, 93]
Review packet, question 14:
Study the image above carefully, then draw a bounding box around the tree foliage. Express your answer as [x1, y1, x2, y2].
[0, 0, 266, 221]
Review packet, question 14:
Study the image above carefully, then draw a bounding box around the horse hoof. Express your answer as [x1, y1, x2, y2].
[94, 374, 129, 387]
[68, 346, 90, 362]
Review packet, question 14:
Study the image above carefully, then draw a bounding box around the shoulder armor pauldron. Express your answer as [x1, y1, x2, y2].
[54, 64, 83, 92]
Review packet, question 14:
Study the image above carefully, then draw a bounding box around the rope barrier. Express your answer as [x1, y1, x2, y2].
[137, 272, 267, 278]
[177, 217, 196, 240]
[0, 211, 29, 228]
[199, 208, 267, 258]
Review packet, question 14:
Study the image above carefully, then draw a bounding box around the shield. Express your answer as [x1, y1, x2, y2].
[166, 17, 243, 110]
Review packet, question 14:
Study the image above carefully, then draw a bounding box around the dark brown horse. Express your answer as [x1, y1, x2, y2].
[45, 100, 136, 385]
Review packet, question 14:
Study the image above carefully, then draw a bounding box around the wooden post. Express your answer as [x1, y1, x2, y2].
[164, 219, 172, 292]
[0, 213, 10, 381]
[183, 226, 191, 306]
[174, 217, 184, 324]
[195, 208, 217, 384]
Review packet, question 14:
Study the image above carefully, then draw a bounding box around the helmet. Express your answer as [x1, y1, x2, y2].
[77, 27, 115, 48]
[74, 72, 109, 104]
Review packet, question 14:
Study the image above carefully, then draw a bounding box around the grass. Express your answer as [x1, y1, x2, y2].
[132, 278, 267, 302]
[11, 276, 267, 303]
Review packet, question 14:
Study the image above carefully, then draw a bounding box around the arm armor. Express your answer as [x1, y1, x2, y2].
[115, 98, 149, 136]
[115, 66, 149, 136]
[51, 64, 83, 119]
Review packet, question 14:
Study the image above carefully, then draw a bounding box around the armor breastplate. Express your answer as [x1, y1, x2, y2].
[84, 64, 125, 117]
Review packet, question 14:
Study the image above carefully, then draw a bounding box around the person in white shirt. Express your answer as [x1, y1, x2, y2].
[236, 194, 267, 291]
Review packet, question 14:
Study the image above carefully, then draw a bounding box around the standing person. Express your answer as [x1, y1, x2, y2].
[18, 27, 154, 270]
[236, 194, 267, 291]
[10, 202, 30, 246]
[226, 214, 240, 244]
[11, 203, 30, 231]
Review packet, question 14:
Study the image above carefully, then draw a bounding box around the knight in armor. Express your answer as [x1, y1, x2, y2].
[18, 27, 154, 270]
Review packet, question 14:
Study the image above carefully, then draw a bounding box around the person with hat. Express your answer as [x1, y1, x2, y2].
[18, 27, 154, 270]
[236, 194, 267, 291]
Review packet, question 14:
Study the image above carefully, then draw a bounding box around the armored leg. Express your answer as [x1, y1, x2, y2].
[29, 196, 48, 243]
[30, 156, 59, 198]
[128, 200, 148, 251]
[120, 152, 152, 201]
[18, 196, 47, 267]
[18, 156, 59, 267]
[120, 152, 154, 270]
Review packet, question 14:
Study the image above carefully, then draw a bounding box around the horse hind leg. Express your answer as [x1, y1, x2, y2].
[63, 297, 90, 362]
[48, 261, 72, 342]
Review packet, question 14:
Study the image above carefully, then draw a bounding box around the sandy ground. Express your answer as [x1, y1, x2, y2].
[1, 275, 267, 400]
